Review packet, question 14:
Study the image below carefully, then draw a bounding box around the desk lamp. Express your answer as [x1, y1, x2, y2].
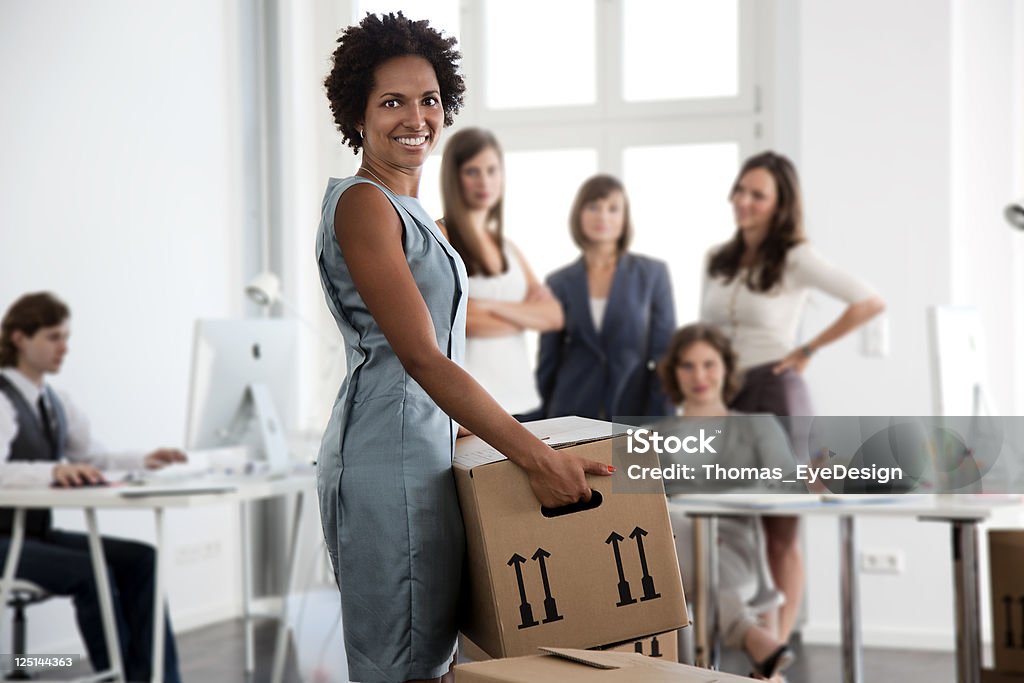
[246, 271, 287, 310]
[244, 271, 344, 433]
[1007, 199, 1024, 230]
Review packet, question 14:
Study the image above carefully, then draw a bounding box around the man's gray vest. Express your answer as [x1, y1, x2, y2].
[0, 374, 68, 536]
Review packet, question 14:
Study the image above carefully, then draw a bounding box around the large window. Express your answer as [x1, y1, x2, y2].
[354, 0, 769, 325]
[624, 142, 740, 317]
[484, 0, 597, 109]
[622, 0, 740, 102]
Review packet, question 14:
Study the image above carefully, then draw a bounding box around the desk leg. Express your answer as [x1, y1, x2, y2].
[692, 514, 720, 670]
[952, 521, 981, 683]
[240, 500, 255, 680]
[85, 508, 125, 683]
[839, 515, 862, 683]
[271, 491, 304, 683]
[151, 507, 166, 683]
[0, 508, 27, 650]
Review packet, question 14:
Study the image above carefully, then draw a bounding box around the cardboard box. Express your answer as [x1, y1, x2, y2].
[990, 530, 1024, 673]
[454, 416, 688, 658]
[604, 630, 679, 663]
[459, 634, 493, 663]
[455, 648, 755, 682]
[462, 630, 680, 664]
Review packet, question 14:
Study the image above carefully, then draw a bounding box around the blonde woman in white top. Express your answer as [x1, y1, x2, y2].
[701, 151, 885, 644]
[438, 128, 561, 416]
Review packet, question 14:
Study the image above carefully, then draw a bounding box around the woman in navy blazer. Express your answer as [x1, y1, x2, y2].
[536, 175, 676, 420]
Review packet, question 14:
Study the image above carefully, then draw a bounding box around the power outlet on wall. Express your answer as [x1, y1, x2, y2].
[175, 540, 223, 565]
[861, 314, 890, 357]
[860, 548, 905, 574]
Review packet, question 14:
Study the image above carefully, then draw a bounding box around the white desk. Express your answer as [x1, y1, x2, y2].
[669, 494, 1019, 683]
[0, 475, 313, 683]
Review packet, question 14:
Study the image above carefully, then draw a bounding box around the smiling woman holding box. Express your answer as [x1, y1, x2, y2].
[315, 13, 610, 683]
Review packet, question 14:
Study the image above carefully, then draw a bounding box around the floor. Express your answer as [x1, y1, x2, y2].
[718, 633, 958, 682]
[36, 619, 960, 682]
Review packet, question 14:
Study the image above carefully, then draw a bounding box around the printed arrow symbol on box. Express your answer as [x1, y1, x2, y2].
[532, 548, 554, 594]
[606, 531, 636, 606]
[1005, 595, 1015, 647]
[532, 547, 564, 623]
[508, 553, 538, 629]
[630, 526, 661, 601]
[1019, 596, 1024, 650]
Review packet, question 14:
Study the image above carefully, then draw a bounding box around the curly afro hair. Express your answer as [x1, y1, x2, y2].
[324, 12, 465, 154]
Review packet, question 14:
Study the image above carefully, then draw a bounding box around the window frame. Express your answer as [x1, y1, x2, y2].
[458, 0, 766, 131]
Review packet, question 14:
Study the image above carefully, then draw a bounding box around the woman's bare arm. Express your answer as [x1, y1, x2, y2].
[337, 185, 608, 506]
[467, 299, 524, 337]
[477, 244, 564, 331]
[773, 296, 886, 374]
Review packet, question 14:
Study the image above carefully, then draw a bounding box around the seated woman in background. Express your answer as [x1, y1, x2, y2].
[536, 174, 675, 421]
[438, 127, 561, 417]
[657, 323, 795, 682]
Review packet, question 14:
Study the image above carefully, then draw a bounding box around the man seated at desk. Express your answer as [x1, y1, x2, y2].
[0, 291, 185, 683]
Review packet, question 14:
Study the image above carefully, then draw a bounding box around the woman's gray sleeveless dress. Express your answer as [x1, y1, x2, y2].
[315, 176, 467, 682]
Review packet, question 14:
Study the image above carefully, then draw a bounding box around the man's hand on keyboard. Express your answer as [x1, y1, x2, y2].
[52, 463, 106, 487]
[144, 448, 188, 469]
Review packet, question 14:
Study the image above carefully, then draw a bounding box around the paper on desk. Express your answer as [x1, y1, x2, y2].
[119, 483, 237, 498]
[669, 493, 935, 511]
[668, 494, 826, 510]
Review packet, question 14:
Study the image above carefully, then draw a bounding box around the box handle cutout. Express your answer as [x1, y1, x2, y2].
[541, 490, 603, 518]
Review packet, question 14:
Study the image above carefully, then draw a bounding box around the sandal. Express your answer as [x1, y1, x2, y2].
[752, 644, 795, 679]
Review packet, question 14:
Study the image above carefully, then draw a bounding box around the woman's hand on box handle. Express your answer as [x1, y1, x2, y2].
[527, 450, 614, 509]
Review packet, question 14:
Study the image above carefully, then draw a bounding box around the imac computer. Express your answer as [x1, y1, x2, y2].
[927, 305, 996, 416]
[185, 318, 299, 473]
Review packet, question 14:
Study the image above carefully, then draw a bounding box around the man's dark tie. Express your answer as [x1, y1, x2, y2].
[38, 393, 57, 454]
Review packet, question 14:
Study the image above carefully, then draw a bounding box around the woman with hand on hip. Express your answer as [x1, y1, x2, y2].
[316, 13, 610, 683]
[438, 128, 561, 417]
[537, 174, 675, 421]
[701, 150, 885, 644]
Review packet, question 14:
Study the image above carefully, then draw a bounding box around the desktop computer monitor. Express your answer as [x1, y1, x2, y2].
[185, 318, 299, 472]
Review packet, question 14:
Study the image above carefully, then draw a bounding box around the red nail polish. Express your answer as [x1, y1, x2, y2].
[608, 465, 616, 473]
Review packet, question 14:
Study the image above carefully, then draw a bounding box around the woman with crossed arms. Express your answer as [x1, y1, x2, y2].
[437, 128, 560, 417]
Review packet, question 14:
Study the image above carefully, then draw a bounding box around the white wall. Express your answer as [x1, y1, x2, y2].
[0, 0, 249, 654]
[950, 0, 1020, 415]
[796, 0, 955, 418]
[1012, 1, 1024, 414]
[782, 0, 1023, 651]
[275, 0, 357, 435]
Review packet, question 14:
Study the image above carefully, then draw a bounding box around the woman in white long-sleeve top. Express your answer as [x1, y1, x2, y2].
[701, 150, 886, 644]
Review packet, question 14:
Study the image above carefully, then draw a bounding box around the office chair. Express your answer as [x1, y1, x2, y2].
[4, 580, 51, 681]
